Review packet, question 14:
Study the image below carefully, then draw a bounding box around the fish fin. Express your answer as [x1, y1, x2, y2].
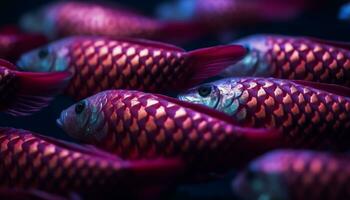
[4, 71, 71, 116]
[127, 157, 185, 183]
[305, 37, 350, 50]
[34, 133, 122, 161]
[292, 80, 350, 97]
[0, 59, 17, 70]
[115, 38, 185, 52]
[181, 45, 246, 88]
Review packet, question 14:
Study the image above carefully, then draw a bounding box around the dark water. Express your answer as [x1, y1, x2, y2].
[0, 0, 348, 199]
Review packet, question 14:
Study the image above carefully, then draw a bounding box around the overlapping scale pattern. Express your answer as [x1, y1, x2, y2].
[0, 128, 127, 194]
[66, 38, 187, 100]
[265, 36, 350, 85]
[247, 150, 350, 200]
[231, 78, 350, 146]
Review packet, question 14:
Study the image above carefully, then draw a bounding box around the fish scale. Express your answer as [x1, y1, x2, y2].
[231, 78, 350, 144]
[267, 36, 350, 85]
[0, 128, 129, 194]
[65, 38, 187, 99]
[234, 150, 350, 200]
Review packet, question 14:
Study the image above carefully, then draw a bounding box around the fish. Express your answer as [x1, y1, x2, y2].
[233, 150, 350, 200]
[0, 59, 71, 116]
[339, 2, 350, 21]
[221, 34, 350, 87]
[156, 0, 312, 33]
[19, 1, 202, 42]
[178, 77, 350, 148]
[57, 89, 282, 172]
[17, 36, 246, 100]
[0, 26, 47, 62]
[0, 127, 184, 199]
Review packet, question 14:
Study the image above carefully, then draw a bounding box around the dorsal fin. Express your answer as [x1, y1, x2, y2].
[292, 80, 350, 97]
[0, 59, 17, 70]
[115, 38, 185, 52]
[305, 36, 350, 51]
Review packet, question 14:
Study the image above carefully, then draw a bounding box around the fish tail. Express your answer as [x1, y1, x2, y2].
[4, 70, 71, 116]
[183, 44, 246, 88]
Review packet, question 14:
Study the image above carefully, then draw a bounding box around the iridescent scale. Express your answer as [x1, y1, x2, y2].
[66, 38, 188, 100]
[225, 78, 350, 146]
[264, 36, 350, 86]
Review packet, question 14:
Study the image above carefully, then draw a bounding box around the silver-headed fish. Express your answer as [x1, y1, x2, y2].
[178, 77, 350, 148]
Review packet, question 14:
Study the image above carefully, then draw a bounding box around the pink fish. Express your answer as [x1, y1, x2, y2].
[17, 36, 246, 100]
[0, 127, 184, 199]
[234, 150, 350, 200]
[57, 89, 281, 172]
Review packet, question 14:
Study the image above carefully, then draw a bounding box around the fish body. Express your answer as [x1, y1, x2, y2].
[178, 77, 350, 148]
[0, 30, 47, 62]
[234, 150, 350, 200]
[0, 127, 183, 198]
[17, 36, 246, 100]
[222, 35, 350, 86]
[57, 90, 281, 172]
[0, 59, 70, 116]
[157, 0, 309, 31]
[19, 1, 202, 42]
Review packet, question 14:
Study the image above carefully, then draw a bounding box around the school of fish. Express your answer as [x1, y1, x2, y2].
[0, 0, 349, 199]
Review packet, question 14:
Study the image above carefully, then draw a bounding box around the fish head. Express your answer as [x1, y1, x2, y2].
[233, 151, 290, 200]
[156, 0, 197, 20]
[178, 83, 221, 110]
[19, 4, 59, 39]
[57, 92, 109, 142]
[17, 39, 71, 72]
[221, 35, 270, 77]
[178, 78, 246, 116]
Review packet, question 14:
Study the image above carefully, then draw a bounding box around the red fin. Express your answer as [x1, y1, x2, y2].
[0, 59, 17, 70]
[292, 80, 350, 97]
[127, 157, 185, 184]
[4, 71, 72, 116]
[33, 130, 122, 161]
[305, 37, 350, 51]
[183, 45, 247, 88]
[114, 37, 185, 52]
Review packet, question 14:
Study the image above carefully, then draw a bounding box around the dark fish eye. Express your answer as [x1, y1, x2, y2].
[75, 101, 86, 114]
[38, 48, 49, 59]
[198, 85, 212, 97]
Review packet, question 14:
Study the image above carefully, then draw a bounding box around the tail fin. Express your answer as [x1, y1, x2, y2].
[4, 70, 71, 116]
[183, 45, 246, 88]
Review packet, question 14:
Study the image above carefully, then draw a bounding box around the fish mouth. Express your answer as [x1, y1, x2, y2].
[56, 118, 63, 127]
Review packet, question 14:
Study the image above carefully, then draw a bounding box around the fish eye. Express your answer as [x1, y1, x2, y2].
[198, 85, 212, 97]
[75, 101, 86, 114]
[38, 48, 49, 59]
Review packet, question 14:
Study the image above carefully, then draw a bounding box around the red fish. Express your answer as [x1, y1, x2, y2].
[0, 127, 184, 199]
[224, 35, 350, 87]
[179, 77, 350, 149]
[0, 59, 70, 116]
[17, 36, 246, 100]
[156, 0, 318, 33]
[234, 150, 350, 200]
[19, 1, 202, 42]
[0, 26, 47, 62]
[57, 90, 281, 172]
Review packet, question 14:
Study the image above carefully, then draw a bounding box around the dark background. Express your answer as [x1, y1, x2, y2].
[0, 0, 349, 199]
